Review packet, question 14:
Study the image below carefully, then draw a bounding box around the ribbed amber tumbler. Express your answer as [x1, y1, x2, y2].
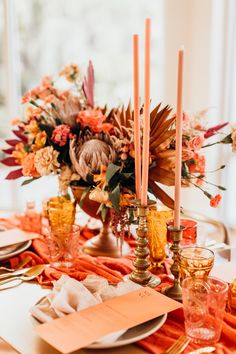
[147, 205, 173, 268]
[45, 196, 76, 231]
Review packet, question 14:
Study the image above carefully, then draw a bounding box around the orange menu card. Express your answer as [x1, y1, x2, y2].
[0, 228, 39, 248]
[35, 287, 182, 353]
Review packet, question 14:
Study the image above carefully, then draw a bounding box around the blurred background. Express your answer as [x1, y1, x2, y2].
[0, 0, 235, 226]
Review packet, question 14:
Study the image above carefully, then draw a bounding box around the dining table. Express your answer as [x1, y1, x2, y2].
[0, 211, 236, 354]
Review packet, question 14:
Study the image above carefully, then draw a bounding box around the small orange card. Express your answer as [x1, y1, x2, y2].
[35, 287, 182, 353]
[0, 228, 39, 248]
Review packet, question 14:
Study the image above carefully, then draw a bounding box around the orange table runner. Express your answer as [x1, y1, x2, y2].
[1, 220, 236, 354]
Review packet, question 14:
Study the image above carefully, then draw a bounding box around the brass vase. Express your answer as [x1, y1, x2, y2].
[71, 185, 130, 258]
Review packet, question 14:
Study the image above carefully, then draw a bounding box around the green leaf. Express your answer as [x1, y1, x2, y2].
[55, 117, 62, 125]
[106, 163, 121, 183]
[221, 133, 233, 144]
[109, 184, 120, 210]
[21, 177, 40, 186]
[86, 173, 95, 185]
[38, 123, 54, 137]
[51, 102, 59, 113]
[95, 204, 108, 222]
[181, 163, 189, 179]
[79, 187, 91, 208]
[122, 172, 133, 179]
[101, 205, 108, 222]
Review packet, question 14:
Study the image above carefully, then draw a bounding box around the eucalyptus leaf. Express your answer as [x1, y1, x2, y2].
[79, 187, 91, 208]
[109, 184, 120, 210]
[122, 172, 133, 179]
[106, 163, 120, 183]
[96, 203, 102, 215]
[21, 177, 40, 186]
[101, 205, 108, 222]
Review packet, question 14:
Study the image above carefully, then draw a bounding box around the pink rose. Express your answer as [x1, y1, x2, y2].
[188, 135, 204, 151]
[182, 149, 194, 161]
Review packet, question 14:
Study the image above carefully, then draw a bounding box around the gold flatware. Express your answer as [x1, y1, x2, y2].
[0, 255, 32, 272]
[0, 265, 45, 287]
[163, 335, 190, 354]
[0, 264, 43, 279]
[188, 347, 216, 354]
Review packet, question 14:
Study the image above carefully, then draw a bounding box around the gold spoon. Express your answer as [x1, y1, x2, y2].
[0, 264, 45, 287]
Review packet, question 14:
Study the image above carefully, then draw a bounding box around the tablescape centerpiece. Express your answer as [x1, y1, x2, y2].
[1, 14, 235, 263]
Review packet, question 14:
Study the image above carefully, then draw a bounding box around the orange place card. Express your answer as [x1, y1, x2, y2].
[35, 287, 182, 353]
[211, 260, 236, 283]
[0, 228, 39, 248]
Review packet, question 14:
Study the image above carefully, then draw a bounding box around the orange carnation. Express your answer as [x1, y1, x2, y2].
[210, 194, 222, 208]
[22, 153, 40, 177]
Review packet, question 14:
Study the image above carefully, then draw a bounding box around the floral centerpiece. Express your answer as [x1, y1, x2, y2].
[2, 62, 235, 231]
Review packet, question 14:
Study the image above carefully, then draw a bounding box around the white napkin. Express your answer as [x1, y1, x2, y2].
[30, 274, 142, 344]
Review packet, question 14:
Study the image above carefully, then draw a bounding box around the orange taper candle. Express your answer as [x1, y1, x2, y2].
[141, 18, 151, 206]
[133, 34, 141, 200]
[174, 47, 184, 229]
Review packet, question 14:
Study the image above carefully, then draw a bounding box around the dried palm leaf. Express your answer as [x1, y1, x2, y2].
[148, 180, 174, 210]
[150, 103, 162, 127]
[150, 116, 175, 146]
[152, 130, 176, 154]
[107, 102, 179, 208]
[149, 167, 175, 186]
[151, 105, 172, 132]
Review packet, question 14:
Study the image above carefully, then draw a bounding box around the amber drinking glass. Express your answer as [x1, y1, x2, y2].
[167, 219, 197, 246]
[182, 276, 228, 345]
[178, 246, 215, 284]
[45, 196, 76, 230]
[147, 205, 173, 268]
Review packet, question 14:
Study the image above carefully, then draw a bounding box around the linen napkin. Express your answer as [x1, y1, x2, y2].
[30, 274, 142, 344]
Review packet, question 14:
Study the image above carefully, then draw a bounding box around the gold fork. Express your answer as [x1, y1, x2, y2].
[163, 335, 190, 354]
[0, 265, 45, 287]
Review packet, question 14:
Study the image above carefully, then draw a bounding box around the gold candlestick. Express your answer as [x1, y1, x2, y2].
[164, 225, 184, 301]
[129, 200, 161, 287]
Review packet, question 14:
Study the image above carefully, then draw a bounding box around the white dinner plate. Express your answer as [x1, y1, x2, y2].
[0, 240, 32, 261]
[87, 313, 167, 349]
[31, 305, 167, 349]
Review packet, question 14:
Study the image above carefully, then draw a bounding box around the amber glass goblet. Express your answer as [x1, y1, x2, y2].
[178, 246, 215, 284]
[147, 205, 173, 269]
[45, 196, 76, 231]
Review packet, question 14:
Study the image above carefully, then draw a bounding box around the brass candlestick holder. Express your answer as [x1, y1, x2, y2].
[129, 200, 161, 288]
[164, 225, 184, 301]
